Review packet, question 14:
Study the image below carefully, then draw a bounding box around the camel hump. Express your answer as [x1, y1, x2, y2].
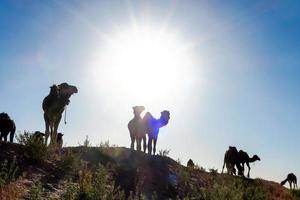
[0, 112, 10, 120]
[143, 112, 153, 121]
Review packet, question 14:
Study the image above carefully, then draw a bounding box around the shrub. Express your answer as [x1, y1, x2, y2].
[16, 131, 48, 163]
[56, 149, 82, 175]
[61, 181, 79, 200]
[61, 164, 115, 200]
[209, 168, 218, 176]
[99, 140, 111, 148]
[158, 149, 170, 157]
[0, 156, 18, 187]
[27, 182, 43, 200]
[194, 164, 206, 172]
[291, 189, 300, 199]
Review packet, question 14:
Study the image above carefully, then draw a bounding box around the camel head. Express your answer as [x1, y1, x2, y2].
[160, 110, 170, 125]
[34, 131, 45, 137]
[252, 155, 261, 161]
[132, 106, 145, 116]
[58, 83, 78, 97]
[57, 133, 64, 138]
[0, 112, 10, 120]
[49, 84, 60, 97]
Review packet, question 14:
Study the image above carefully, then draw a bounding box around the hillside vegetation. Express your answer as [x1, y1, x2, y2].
[0, 140, 299, 200]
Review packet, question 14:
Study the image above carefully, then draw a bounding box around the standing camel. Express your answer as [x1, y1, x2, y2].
[43, 83, 78, 145]
[222, 146, 260, 178]
[281, 173, 297, 189]
[0, 112, 16, 143]
[238, 150, 260, 178]
[128, 106, 146, 152]
[222, 146, 243, 176]
[143, 110, 170, 155]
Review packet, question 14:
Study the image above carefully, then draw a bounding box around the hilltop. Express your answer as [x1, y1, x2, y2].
[0, 141, 299, 200]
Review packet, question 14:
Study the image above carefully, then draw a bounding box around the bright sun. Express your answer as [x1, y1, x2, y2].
[92, 25, 195, 104]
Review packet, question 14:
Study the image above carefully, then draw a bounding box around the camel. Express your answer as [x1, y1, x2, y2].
[32, 131, 46, 144]
[43, 83, 77, 145]
[128, 106, 146, 152]
[222, 146, 242, 176]
[143, 110, 170, 155]
[222, 146, 260, 178]
[238, 150, 260, 178]
[281, 173, 297, 189]
[0, 112, 16, 143]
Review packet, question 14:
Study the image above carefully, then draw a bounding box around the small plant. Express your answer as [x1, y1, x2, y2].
[0, 156, 18, 187]
[176, 158, 182, 165]
[27, 182, 43, 200]
[76, 164, 114, 200]
[194, 164, 206, 172]
[158, 149, 170, 157]
[56, 149, 82, 175]
[61, 181, 79, 200]
[99, 140, 110, 148]
[209, 168, 218, 176]
[291, 189, 300, 199]
[83, 135, 91, 147]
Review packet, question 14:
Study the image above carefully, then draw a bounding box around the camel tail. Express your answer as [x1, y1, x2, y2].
[221, 156, 226, 173]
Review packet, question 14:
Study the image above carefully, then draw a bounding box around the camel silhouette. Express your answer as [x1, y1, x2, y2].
[222, 146, 260, 178]
[43, 83, 77, 145]
[0, 112, 16, 143]
[281, 173, 297, 189]
[222, 146, 242, 176]
[238, 150, 260, 178]
[128, 106, 146, 152]
[143, 110, 170, 155]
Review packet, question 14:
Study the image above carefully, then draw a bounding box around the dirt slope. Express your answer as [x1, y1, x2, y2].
[0, 142, 297, 200]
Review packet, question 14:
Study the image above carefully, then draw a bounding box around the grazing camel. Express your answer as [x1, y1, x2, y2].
[128, 106, 146, 152]
[33, 131, 45, 144]
[143, 110, 170, 155]
[238, 150, 260, 178]
[43, 83, 78, 145]
[281, 173, 297, 189]
[0, 112, 16, 143]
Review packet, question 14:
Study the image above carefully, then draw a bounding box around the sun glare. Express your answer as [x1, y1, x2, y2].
[91, 26, 195, 104]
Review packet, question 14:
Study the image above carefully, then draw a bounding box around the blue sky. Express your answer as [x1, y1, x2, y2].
[1, 0, 300, 183]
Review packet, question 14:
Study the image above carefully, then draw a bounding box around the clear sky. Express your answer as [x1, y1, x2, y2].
[1, 0, 300, 183]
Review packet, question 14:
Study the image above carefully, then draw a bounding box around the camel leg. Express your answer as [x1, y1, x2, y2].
[130, 133, 135, 150]
[147, 136, 153, 155]
[10, 124, 15, 143]
[136, 138, 141, 151]
[44, 113, 50, 145]
[153, 138, 157, 155]
[221, 159, 226, 174]
[289, 181, 292, 189]
[9, 131, 14, 143]
[3, 132, 8, 142]
[142, 135, 146, 153]
[53, 114, 62, 145]
[246, 162, 250, 178]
